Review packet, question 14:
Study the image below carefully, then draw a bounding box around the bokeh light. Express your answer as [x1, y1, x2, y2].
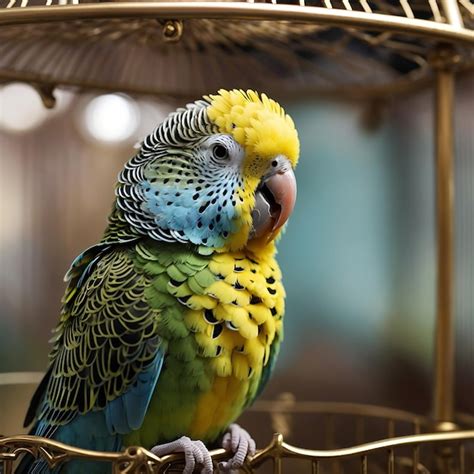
[0, 83, 49, 133]
[81, 93, 139, 144]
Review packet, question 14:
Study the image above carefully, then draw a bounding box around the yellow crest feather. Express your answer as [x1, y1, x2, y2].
[206, 89, 299, 171]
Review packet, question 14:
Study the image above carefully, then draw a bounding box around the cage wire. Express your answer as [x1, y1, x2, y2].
[0, 0, 473, 100]
[0, 0, 473, 471]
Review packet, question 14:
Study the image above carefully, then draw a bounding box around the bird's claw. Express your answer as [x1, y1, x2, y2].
[218, 423, 256, 472]
[151, 435, 213, 474]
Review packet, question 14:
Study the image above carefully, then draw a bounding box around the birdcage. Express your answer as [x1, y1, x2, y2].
[0, 0, 473, 471]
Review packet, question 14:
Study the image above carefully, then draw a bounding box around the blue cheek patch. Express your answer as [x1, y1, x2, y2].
[141, 180, 239, 247]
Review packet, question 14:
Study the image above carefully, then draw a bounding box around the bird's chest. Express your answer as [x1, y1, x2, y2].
[130, 247, 284, 447]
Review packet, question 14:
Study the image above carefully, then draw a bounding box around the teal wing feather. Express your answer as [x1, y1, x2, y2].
[25, 243, 165, 439]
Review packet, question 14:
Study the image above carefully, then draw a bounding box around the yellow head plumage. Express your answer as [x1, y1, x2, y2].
[207, 89, 299, 173]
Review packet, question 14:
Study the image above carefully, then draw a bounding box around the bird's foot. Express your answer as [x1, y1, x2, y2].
[151, 436, 213, 474]
[218, 423, 256, 472]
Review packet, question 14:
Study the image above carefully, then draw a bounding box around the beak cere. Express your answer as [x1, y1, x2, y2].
[250, 166, 297, 242]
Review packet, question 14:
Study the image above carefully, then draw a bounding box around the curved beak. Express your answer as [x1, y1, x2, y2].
[250, 160, 297, 242]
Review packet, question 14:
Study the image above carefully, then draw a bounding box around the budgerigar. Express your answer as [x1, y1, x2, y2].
[19, 89, 299, 474]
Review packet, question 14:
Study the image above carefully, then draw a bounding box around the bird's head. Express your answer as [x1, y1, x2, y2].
[114, 89, 299, 252]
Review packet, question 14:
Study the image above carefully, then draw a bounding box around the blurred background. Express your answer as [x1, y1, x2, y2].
[0, 76, 472, 448]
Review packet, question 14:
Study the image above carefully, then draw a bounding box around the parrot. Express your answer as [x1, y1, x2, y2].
[18, 89, 299, 474]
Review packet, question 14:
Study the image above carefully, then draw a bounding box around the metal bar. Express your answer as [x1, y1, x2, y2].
[458, 0, 474, 15]
[412, 445, 420, 474]
[359, 0, 372, 13]
[360, 455, 368, 474]
[311, 460, 320, 474]
[342, 0, 353, 10]
[427, 0, 443, 22]
[387, 449, 395, 474]
[399, 0, 415, 18]
[0, 3, 473, 46]
[432, 46, 457, 431]
[440, 0, 464, 27]
[273, 456, 282, 474]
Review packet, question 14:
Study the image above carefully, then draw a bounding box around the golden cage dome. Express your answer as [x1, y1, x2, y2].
[0, 0, 472, 101]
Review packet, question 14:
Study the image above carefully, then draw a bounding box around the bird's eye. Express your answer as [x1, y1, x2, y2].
[212, 144, 229, 160]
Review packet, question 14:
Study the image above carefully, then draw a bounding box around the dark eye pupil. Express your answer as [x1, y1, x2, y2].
[213, 144, 228, 160]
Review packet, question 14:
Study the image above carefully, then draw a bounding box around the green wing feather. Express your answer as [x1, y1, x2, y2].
[27, 244, 163, 431]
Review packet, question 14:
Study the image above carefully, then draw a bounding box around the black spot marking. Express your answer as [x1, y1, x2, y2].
[164, 178, 169, 184]
[204, 309, 218, 324]
[193, 193, 199, 200]
[234, 265, 244, 272]
[268, 288, 277, 295]
[270, 307, 278, 316]
[199, 202, 210, 213]
[234, 281, 244, 290]
[215, 345, 222, 356]
[266, 277, 276, 284]
[169, 279, 181, 287]
[250, 296, 262, 305]
[212, 324, 223, 338]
